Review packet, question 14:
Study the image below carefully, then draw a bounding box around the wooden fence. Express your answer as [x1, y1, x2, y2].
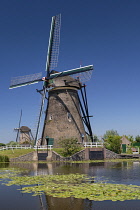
[0, 142, 103, 151]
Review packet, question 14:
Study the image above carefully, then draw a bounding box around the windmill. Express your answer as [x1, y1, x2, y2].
[10, 14, 94, 147]
[14, 110, 34, 144]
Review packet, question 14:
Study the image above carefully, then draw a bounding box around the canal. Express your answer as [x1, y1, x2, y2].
[0, 161, 140, 210]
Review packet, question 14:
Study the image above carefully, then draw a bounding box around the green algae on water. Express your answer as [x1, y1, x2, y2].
[1, 169, 140, 201]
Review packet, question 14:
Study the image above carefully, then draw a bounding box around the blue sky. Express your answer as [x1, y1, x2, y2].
[1, 0, 140, 143]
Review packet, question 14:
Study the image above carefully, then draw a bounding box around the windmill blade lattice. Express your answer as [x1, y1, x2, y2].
[71, 69, 93, 83]
[46, 14, 61, 76]
[10, 72, 42, 89]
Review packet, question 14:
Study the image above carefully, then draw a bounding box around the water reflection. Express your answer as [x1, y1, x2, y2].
[8, 161, 140, 185]
[0, 162, 9, 168]
[1, 161, 140, 209]
[46, 196, 85, 210]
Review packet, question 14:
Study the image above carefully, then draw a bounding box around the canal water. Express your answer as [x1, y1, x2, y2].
[1, 161, 140, 210]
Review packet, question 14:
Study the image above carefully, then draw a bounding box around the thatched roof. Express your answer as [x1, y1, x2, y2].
[121, 136, 131, 145]
[20, 126, 31, 132]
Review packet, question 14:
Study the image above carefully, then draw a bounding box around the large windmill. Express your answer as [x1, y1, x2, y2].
[10, 14, 94, 147]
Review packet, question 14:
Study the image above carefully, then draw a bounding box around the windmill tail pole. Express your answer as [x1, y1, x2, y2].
[35, 88, 46, 145]
[79, 85, 94, 142]
[83, 85, 94, 142]
[16, 109, 22, 142]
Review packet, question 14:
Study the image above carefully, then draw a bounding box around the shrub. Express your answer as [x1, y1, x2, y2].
[6, 141, 18, 146]
[0, 155, 9, 162]
[126, 146, 132, 154]
[0, 143, 6, 147]
[58, 138, 82, 157]
[104, 135, 122, 154]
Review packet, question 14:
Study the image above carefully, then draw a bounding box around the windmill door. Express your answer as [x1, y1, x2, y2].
[122, 144, 126, 153]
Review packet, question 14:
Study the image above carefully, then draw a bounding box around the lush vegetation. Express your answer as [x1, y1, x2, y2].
[6, 141, 19, 146]
[103, 129, 119, 139]
[0, 143, 6, 147]
[0, 155, 9, 162]
[135, 135, 140, 143]
[58, 138, 82, 157]
[1, 169, 140, 201]
[104, 135, 122, 154]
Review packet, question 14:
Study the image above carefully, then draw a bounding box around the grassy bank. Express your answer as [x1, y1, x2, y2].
[0, 149, 34, 159]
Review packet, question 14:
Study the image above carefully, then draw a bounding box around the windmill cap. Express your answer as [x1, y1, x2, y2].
[20, 126, 31, 132]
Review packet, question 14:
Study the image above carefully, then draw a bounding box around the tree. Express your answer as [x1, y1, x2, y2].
[6, 141, 18, 146]
[135, 135, 140, 143]
[0, 143, 6, 147]
[103, 129, 119, 140]
[104, 135, 122, 154]
[93, 135, 99, 142]
[59, 138, 82, 157]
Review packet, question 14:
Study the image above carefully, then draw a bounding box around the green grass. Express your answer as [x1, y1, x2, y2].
[53, 148, 64, 156]
[0, 149, 35, 159]
[53, 147, 85, 157]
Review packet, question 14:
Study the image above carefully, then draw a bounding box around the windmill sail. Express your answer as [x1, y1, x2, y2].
[9, 72, 42, 89]
[9, 14, 61, 90]
[9, 65, 93, 89]
[49, 65, 93, 79]
[46, 14, 61, 77]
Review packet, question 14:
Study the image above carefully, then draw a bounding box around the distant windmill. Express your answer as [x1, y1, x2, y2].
[10, 14, 94, 147]
[14, 110, 34, 144]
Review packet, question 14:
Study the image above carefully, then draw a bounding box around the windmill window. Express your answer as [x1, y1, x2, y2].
[49, 115, 53, 120]
[67, 112, 72, 122]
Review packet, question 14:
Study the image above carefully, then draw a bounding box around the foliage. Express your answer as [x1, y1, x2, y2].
[104, 135, 122, 154]
[1, 169, 140, 201]
[132, 142, 140, 147]
[126, 145, 132, 154]
[135, 135, 140, 143]
[0, 155, 9, 162]
[6, 141, 19, 146]
[86, 135, 92, 142]
[0, 143, 6, 147]
[103, 129, 119, 140]
[21, 140, 30, 145]
[93, 135, 99, 142]
[30, 140, 35, 146]
[0, 149, 34, 159]
[58, 138, 82, 157]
